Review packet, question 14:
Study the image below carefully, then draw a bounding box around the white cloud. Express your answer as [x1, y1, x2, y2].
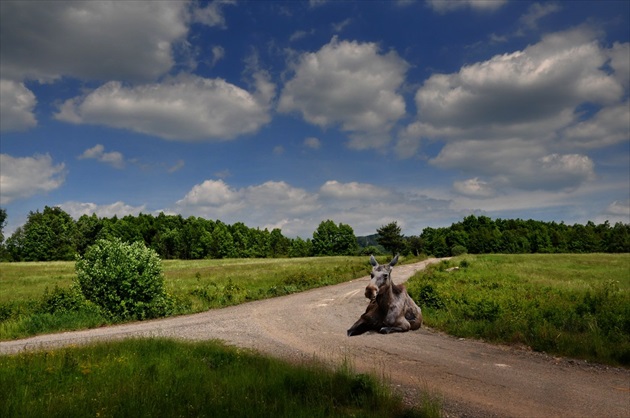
[432, 140, 595, 192]
[290, 30, 314, 42]
[453, 178, 495, 198]
[309, 0, 328, 8]
[607, 42, 630, 89]
[564, 101, 630, 148]
[319, 180, 388, 200]
[426, 0, 507, 14]
[412, 27, 622, 137]
[278, 37, 408, 150]
[519, 2, 561, 30]
[211, 46, 225, 66]
[55, 74, 274, 141]
[78, 144, 125, 169]
[0, 1, 189, 82]
[177, 179, 242, 207]
[173, 178, 455, 237]
[168, 159, 185, 173]
[605, 200, 630, 218]
[174, 180, 319, 234]
[59, 201, 147, 220]
[304, 137, 321, 149]
[400, 27, 627, 194]
[0, 80, 37, 132]
[191, 0, 236, 28]
[0, 154, 66, 204]
[331, 18, 352, 33]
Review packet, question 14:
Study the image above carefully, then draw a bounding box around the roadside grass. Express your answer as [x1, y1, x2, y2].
[406, 254, 630, 367]
[1, 256, 422, 340]
[0, 338, 440, 418]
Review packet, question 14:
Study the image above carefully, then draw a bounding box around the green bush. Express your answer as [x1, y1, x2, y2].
[450, 245, 468, 256]
[75, 238, 172, 321]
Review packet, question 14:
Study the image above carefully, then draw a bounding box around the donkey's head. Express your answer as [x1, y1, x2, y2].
[365, 254, 399, 301]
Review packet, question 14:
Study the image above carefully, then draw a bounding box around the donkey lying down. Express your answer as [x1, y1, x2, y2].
[347, 255, 423, 336]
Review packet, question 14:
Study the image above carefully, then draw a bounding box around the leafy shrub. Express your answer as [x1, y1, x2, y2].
[414, 284, 446, 309]
[75, 238, 172, 321]
[37, 285, 87, 315]
[451, 245, 468, 256]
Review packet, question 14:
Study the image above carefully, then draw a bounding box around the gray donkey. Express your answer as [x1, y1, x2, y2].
[347, 255, 423, 336]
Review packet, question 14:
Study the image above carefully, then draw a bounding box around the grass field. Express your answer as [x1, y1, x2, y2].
[0, 256, 410, 340]
[1, 253, 627, 417]
[1, 254, 628, 366]
[0, 338, 439, 418]
[406, 254, 630, 366]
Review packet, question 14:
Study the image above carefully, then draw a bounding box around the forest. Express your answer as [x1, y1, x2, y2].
[0, 206, 628, 262]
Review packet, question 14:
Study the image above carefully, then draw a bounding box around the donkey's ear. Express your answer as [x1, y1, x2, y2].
[370, 255, 378, 266]
[389, 254, 399, 267]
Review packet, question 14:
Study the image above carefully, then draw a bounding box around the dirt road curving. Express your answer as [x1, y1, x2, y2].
[1, 258, 628, 417]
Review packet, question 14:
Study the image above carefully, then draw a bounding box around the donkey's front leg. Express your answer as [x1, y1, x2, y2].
[379, 326, 405, 334]
[379, 316, 412, 334]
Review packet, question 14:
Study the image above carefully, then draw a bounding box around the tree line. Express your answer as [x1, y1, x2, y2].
[0, 207, 358, 261]
[405, 215, 630, 257]
[0, 207, 627, 262]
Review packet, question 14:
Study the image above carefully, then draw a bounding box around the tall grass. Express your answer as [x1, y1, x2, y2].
[406, 254, 630, 366]
[0, 338, 440, 418]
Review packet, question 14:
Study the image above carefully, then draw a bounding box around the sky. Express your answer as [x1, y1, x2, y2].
[1, 0, 629, 239]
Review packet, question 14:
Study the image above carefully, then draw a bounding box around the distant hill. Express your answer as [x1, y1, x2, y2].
[356, 234, 386, 254]
[356, 233, 379, 247]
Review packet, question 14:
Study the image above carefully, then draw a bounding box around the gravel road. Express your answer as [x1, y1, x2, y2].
[1, 258, 628, 417]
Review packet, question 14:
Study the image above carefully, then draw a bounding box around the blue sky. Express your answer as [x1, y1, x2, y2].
[1, 0, 629, 239]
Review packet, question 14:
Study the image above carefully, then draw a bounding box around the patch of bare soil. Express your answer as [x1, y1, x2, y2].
[2, 258, 628, 417]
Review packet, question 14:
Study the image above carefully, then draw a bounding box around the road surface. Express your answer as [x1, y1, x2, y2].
[1, 258, 628, 417]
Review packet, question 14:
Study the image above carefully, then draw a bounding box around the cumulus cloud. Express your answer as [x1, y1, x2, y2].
[55, 74, 274, 141]
[426, 0, 507, 14]
[78, 144, 125, 169]
[174, 180, 319, 234]
[278, 37, 408, 150]
[211, 46, 226, 66]
[564, 102, 630, 148]
[0, 80, 37, 132]
[453, 178, 495, 198]
[607, 42, 630, 89]
[191, 0, 236, 28]
[411, 27, 622, 137]
[0, 1, 189, 82]
[174, 178, 453, 237]
[319, 180, 387, 200]
[399, 27, 627, 194]
[433, 140, 595, 192]
[605, 200, 630, 219]
[0, 154, 66, 204]
[519, 2, 561, 30]
[59, 201, 147, 220]
[303, 137, 321, 149]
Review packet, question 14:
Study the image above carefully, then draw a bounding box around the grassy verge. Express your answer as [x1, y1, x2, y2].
[406, 254, 630, 366]
[0, 338, 440, 418]
[0, 256, 424, 340]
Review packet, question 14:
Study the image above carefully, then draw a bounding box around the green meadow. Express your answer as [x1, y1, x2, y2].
[0, 256, 402, 340]
[0, 338, 439, 418]
[406, 254, 630, 366]
[1, 253, 628, 417]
